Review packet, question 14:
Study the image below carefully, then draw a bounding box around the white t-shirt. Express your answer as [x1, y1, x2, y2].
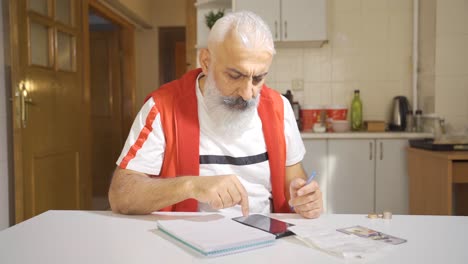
[116, 74, 305, 214]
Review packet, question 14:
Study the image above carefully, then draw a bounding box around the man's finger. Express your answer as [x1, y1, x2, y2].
[232, 178, 249, 216]
[290, 178, 307, 190]
[297, 181, 319, 196]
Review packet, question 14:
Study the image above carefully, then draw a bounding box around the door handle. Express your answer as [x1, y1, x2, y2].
[284, 20, 288, 39]
[380, 142, 383, 160]
[369, 141, 373, 160]
[274, 20, 278, 39]
[19, 81, 33, 128]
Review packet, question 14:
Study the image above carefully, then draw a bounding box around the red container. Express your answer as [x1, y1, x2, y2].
[300, 106, 323, 132]
[326, 105, 348, 132]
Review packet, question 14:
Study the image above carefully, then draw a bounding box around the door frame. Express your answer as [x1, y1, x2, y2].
[9, 0, 136, 223]
[81, 0, 137, 213]
[84, 0, 136, 142]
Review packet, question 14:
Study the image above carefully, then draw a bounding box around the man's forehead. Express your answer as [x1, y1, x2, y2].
[213, 45, 272, 74]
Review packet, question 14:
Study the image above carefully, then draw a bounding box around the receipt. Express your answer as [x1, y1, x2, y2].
[289, 224, 389, 259]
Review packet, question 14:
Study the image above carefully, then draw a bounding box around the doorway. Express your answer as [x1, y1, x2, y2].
[88, 12, 122, 210]
[85, 1, 136, 210]
[159, 27, 186, 86]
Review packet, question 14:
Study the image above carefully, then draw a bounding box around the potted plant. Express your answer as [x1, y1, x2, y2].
[205, 9, 224, 29]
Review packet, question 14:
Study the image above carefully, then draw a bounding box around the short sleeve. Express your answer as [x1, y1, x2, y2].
[282, 96, 306, 166]
[116, 98, 166, 175]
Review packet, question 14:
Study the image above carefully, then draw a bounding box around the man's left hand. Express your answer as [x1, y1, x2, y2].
[289, 178, 323, 219]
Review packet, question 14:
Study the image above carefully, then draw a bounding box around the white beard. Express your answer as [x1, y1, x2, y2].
[202, 72, 260, 138]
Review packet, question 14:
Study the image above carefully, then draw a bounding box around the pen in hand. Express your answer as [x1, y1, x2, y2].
[290, 171, 317, 212]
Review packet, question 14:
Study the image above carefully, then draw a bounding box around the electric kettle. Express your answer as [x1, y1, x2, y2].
[389, 96, 410, 131]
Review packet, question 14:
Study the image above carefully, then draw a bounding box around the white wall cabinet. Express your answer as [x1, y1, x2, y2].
[302, 138, 409, 215]
[327, 140, 375, 214]
[302, 139, 328, 212]
[233, 0, 327, 44]
[375, 139, 409, 214]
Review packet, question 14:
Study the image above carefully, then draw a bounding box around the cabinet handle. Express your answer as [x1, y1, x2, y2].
[369, 142, 373, 160]
[380, 142, 383, 160]
[284, 20, 288, 39]
[274, 21, 278, 39]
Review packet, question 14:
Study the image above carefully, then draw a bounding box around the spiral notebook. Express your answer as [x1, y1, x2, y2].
[157, 215, 276, 257]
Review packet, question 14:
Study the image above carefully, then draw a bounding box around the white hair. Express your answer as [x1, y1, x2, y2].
[207, 11, 276, 55]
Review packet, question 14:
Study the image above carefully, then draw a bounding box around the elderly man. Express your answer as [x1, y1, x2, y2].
[109, 11, 323, 219]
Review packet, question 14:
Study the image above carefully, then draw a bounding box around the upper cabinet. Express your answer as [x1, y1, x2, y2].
[233, 0, 327, 46]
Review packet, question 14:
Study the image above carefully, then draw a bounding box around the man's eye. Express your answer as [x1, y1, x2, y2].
[252, 76, 263, 84]
[228, 74, 241, 80]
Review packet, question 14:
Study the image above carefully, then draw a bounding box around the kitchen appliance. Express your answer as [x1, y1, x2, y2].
[389, 96, 410, 131]
[283, 90, 301, 130]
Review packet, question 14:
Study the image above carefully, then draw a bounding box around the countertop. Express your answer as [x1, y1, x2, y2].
[301, 132, 433, 139]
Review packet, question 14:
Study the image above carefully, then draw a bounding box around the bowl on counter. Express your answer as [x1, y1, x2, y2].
[331, 120, 350, 132]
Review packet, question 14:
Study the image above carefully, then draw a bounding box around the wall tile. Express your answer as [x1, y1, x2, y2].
[435, 35, 468, 75]
[360, 48, 389, 81]
[436, 0, 467, 35]
[275, 81, 292, 95]
[274, 48, 304, 82]
[389, 13, 412, 54]
[303, 82, 331, 107]
[362, 0, 388, 14]
[330, 82, 356, 107]
[331, 13, 363, 55]
[332, 0, 362, 14]
[361, 13, 389, 50]
[388, 0, 412, 15]
[435, 77, 468, 119]
[331, 55, 364, 82]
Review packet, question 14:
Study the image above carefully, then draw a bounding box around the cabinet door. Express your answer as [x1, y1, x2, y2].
[234, 0, 281, 41]
[375, 139, 409, 214]
[281, 0, 327, 41]
[302, 139, 328, 212]
[328, 140, 375, 214]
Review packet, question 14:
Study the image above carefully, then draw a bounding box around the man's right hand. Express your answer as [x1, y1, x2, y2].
[190, 175, 250, 216]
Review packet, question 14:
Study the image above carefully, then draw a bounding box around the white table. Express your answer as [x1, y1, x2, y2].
[0, 211, 467, 263]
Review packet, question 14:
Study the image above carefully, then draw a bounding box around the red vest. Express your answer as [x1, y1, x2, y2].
[146, 69, 289, 213]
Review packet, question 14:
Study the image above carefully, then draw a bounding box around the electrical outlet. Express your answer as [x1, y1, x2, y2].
[292, 79, 304, 91]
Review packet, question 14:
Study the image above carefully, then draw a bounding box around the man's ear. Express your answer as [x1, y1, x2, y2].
[199, 48, 210, 74]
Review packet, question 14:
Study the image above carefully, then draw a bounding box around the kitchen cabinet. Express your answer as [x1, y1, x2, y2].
[302, 138, 410, 214]
[233, 0, 327, 44]
[375, 139, 409, 214]
[327, 140, 375, 214]
[302, 139, 328, 212]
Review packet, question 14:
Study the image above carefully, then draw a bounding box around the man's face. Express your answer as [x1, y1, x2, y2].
[200, 34, 273, 137]
[205, 32, 273, 106]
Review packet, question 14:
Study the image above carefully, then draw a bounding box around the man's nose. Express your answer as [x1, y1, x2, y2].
[237, 79, 256, 101]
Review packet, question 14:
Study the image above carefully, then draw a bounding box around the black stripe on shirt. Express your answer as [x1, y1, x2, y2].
[199, 152, 268, 166]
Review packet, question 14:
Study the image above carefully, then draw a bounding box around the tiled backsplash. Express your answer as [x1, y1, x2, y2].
[265, 0, 414, 123]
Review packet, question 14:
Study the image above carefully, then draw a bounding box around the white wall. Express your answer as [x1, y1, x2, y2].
[116, 0, 153, 26]
[433, 0, 468, 133]
[265, 0, 414, 122]
[0, 0, 10, 230]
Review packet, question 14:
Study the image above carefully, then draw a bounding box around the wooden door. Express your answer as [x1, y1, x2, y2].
[89, 28, 123, 206]
[9, 0, 90, 222]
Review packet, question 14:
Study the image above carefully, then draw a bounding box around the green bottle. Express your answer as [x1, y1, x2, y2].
[351, 90, 363, 131]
